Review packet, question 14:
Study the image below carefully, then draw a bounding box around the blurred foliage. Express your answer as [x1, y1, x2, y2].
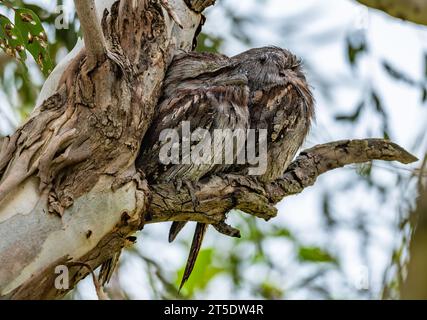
[346, 30, 368, 68]
[0, 0, 78, 121]
[0, 0, 425, 300]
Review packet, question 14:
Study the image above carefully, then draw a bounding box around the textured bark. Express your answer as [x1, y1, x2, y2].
[401, 156, 427, 299]
[0, 0, 418, 300]
[357, 0, 427, 25]
[147, 139, 418, 225]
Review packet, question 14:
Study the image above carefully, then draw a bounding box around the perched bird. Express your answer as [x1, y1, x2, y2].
[138, 46, 314, 290]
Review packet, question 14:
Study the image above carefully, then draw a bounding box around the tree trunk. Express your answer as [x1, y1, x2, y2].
[0, 0, 418, 300]
[0, 0, 211, 299]
[401, 156, 427, 299]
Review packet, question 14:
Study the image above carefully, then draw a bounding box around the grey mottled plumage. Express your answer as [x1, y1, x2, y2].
[138, 46, 314, 290]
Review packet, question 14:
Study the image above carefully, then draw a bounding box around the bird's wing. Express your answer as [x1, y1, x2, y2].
[250, 78, 314, 182]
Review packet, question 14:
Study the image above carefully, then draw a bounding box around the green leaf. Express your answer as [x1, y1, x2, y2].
[298, 246, 337, 264]
[335, 101, 364, 122]
[14, 8, 52, 75]
[0, 14, 27, 61]
[176, 248, 225, 297]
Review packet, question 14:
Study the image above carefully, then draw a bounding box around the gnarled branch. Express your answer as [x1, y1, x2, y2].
[357, 0, 427, 26]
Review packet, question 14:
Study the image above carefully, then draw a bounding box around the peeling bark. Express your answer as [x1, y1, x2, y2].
[401, 156, 427, 299]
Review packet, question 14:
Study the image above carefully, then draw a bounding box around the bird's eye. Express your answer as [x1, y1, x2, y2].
[259, 54, 268, 63]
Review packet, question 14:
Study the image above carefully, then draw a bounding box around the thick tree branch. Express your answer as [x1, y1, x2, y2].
[74, 0, 107, 67]
[147, 139, 418, 225]
[357, 0, 427, 26]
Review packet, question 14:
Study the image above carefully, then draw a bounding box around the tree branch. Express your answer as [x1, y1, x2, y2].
[74, 0, 107, 67]
[147, 139, 418, 225]
[357, 0, 427, 26]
